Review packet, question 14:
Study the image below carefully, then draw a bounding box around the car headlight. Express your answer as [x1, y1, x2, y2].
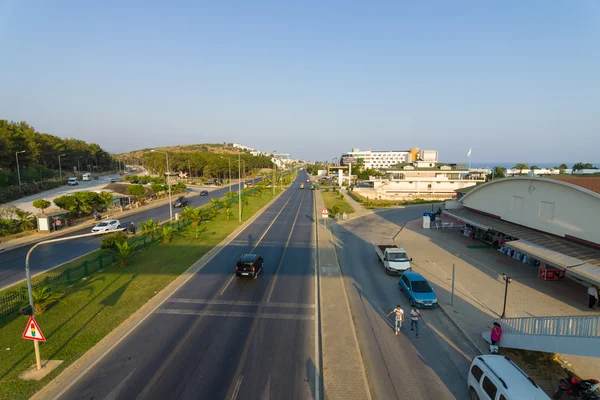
[415, 298, 424, 304]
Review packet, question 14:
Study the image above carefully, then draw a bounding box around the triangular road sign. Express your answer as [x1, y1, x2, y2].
[22, 316, 46, 342]
[321, 207, 329, 215]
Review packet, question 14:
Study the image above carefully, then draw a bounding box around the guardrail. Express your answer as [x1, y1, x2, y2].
[498, 315, 600, 338]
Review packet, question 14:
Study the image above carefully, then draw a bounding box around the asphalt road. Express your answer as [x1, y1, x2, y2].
[54, 174, 319, 400]
[331, 207, 478, 400]
[0, 179, 262, 290]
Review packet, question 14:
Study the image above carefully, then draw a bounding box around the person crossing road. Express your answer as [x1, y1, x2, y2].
[387, 305, 405, 335]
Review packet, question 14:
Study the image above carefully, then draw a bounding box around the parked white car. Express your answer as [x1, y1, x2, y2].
[91, 219, 122, 233]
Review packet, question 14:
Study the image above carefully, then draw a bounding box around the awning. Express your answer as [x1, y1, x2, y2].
[444, 208, 600, 286]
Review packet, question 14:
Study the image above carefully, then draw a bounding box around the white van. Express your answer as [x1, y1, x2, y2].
[467, 355, 550, 400]
[82, 173, 91, 181]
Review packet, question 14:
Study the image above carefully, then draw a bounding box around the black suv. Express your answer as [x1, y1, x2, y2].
[235, 254, 264, 279]
[173, 196, 188, 208]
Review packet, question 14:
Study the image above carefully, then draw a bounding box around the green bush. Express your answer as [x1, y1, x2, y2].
[54, 191, 106, 215]
[0, 180, 64, 204]
[331, 204, 341, 215]
[32, 199, 51, 213]
[339, 193, 344, 200]
[126, 184, 146, 196]
[151, 183, 165, 194]
[100, 231, 128, 250]
[324, 188, 330, 192]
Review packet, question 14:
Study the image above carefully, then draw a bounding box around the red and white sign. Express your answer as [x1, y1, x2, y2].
[321, 207, 329, 216]
[22, 316, 46, 342]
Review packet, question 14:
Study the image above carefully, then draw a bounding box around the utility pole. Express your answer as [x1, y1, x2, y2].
[501, 273, 512, 318]
[238, 152, 242, 222]
[58, 154, 66, 180]
[151, 150, 173, 220]
[16, 150, 25, 185]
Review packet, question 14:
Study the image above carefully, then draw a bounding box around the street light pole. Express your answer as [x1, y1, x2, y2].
[151, 150, 173, 220]
[16, 150, 26, 185]
[501, 273, 512, 318]
[58, 154, 66, 180]
[238, 152, 242, 222]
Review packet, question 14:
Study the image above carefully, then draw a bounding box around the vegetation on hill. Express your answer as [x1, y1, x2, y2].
[0, 120, 114, 188]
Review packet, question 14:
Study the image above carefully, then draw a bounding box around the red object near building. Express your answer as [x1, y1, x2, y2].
[538, 263, 566, 281]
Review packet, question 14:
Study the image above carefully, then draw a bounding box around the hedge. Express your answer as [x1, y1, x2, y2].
[0, 180, 65, 204]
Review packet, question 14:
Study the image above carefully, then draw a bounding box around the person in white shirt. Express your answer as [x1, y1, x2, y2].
[589, 285, 598, 309]
[387, 305, 405, 335]
[410, 306, 422, 337]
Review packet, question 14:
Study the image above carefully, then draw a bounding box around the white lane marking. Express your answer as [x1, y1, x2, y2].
[156, 309, 315, 321]
[231, 375, 244, 400]
[102, 368, 136, 400]
[313, 188, 321, 400]
[168, 298, 315, 308]
[266, 190, 305, 303]
[219, 189, 298, 297]
[261, 374, 272, 400]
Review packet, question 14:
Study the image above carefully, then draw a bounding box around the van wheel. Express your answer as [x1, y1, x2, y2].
[469, 387, 480, 400]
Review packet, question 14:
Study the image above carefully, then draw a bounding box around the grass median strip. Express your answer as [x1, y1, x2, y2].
[0, 188, 282, 400]
[321, 190, 354, 217]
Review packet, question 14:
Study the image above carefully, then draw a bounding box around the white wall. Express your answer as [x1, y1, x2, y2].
[461, 178, 600, 245]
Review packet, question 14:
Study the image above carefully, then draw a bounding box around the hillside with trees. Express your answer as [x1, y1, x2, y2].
[0, 120, 114, 188]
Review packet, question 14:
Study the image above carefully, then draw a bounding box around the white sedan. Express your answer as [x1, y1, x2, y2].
[91, 219, 122, 233]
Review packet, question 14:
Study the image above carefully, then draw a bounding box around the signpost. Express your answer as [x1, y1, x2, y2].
[22, 316, 46, 370]
[321, 207, 329, 229]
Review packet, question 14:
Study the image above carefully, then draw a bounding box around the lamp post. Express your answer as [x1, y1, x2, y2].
[15, 150, 26, 185]
[237, 152, 242, 222]
[58, 154, 66, 180]
[220, 157, 232, 192]
[501, 273, 512, 318]
[151, 150, 173, 220]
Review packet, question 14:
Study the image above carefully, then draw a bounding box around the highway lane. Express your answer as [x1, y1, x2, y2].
[331, 207, 477, 399]
[0, 180, 262, 290]
[54, 175, 318, 400]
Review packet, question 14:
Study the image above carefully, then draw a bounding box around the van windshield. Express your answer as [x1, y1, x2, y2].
[387, 252, 409, 262]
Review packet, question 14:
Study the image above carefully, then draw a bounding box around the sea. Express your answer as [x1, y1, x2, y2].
[445, 162, 600, 170]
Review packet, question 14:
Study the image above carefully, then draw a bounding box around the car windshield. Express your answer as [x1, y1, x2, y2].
[411, 281, 432, 293]
[388, 252, 408, 262]
[97, 222, 108, 227]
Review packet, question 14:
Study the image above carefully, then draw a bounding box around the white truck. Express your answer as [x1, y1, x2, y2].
[375, 244, 412, 274]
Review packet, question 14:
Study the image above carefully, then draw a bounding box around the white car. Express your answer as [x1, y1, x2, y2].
[68, 177, 79, 186]
[91, 219, 122, 233]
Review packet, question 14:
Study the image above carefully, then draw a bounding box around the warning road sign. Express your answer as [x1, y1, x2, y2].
[22, 316, 46, 342]
[321, 207, 329, 215]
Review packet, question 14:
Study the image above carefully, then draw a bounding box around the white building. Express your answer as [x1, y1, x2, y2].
[342, 148, 441, 169]
[272, 153, 294, 168]
[354, 159, 484, 200]
[506, 168, 563, 177]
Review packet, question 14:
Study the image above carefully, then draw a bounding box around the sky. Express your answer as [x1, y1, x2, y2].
[1, 1, 599, 164]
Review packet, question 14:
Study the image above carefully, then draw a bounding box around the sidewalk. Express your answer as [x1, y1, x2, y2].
[397, 216, 600, 391]
[339, 189, 373, 221]
[315, 192, 372, 400]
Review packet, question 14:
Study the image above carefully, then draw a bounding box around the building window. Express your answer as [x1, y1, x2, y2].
[539, 201, 555, 220]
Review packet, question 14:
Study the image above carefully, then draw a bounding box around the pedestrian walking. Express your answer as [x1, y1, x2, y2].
[410, 306, 422, 337]
[588, 285, 598, 309]
[490, 322, 503, 354]
[387, 305, 405, 335]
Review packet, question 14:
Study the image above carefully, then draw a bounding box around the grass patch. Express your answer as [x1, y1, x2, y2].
[321, 191, 354, 218]
[0, 188, 282, 400]
[348, 191, 448, 209]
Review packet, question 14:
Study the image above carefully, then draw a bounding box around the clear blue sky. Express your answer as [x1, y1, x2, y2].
[1, 0, 598, 164]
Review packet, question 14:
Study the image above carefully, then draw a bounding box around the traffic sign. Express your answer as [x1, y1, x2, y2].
[22, 316, 46, 342]
[321, 207, 329, 215]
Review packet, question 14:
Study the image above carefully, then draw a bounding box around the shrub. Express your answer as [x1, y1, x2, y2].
[29, 285, 66, 316]
[151, 183, 165, 194]
[339, 193, 344, 200]
[115, 241, 134, 268]
[161, 226, 173, 243]
[32, 199, 51, 214]
[0, 180, 64, 204]
[324, 188, 330, 192]
[331, 204, 341, 215]
[100, 231, 128, 250]
[127, 184, 146, 196]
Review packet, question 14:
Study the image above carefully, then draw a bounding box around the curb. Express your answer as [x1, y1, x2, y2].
[31, 188, 286, 400]
[437, 302, 488, 356]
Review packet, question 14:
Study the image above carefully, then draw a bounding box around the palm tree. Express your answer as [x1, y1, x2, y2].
[29, 285, 66, 316]
[161, 226, 173, 244]
[140, 218, 159, 236]
[530, 165, 540, 175]
[513, 163, 529, 176]
[222, 203, 232, 219]
[180, 206, 202, 227]
[15, 209, 35, 231]
[115, 241, 134, 268]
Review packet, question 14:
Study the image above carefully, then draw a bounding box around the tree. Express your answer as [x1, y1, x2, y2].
[356, 168, 383, 180]
[140, 218, 159, 236]
[15, 209, 35, 230]
[331, 204, 341, 215]
[29, 285, 66, 316]
[180, 206, 203, 227]
[99, 191, 113, 208]
[32, 199, 51, 214]
[572, 162, 595, 171]
[513, 163, 529, 175]
[487, 166, 507, 181]
[161, 226, 173, 244]
[115, 241, 134, 268]
[151, 183, 165, 195]
[222, 203, 232, 219]
[126, 184, 146, 197]
[530, 165, 539, 174]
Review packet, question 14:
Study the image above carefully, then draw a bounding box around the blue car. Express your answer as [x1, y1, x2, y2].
[398, 271, 438, 308]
